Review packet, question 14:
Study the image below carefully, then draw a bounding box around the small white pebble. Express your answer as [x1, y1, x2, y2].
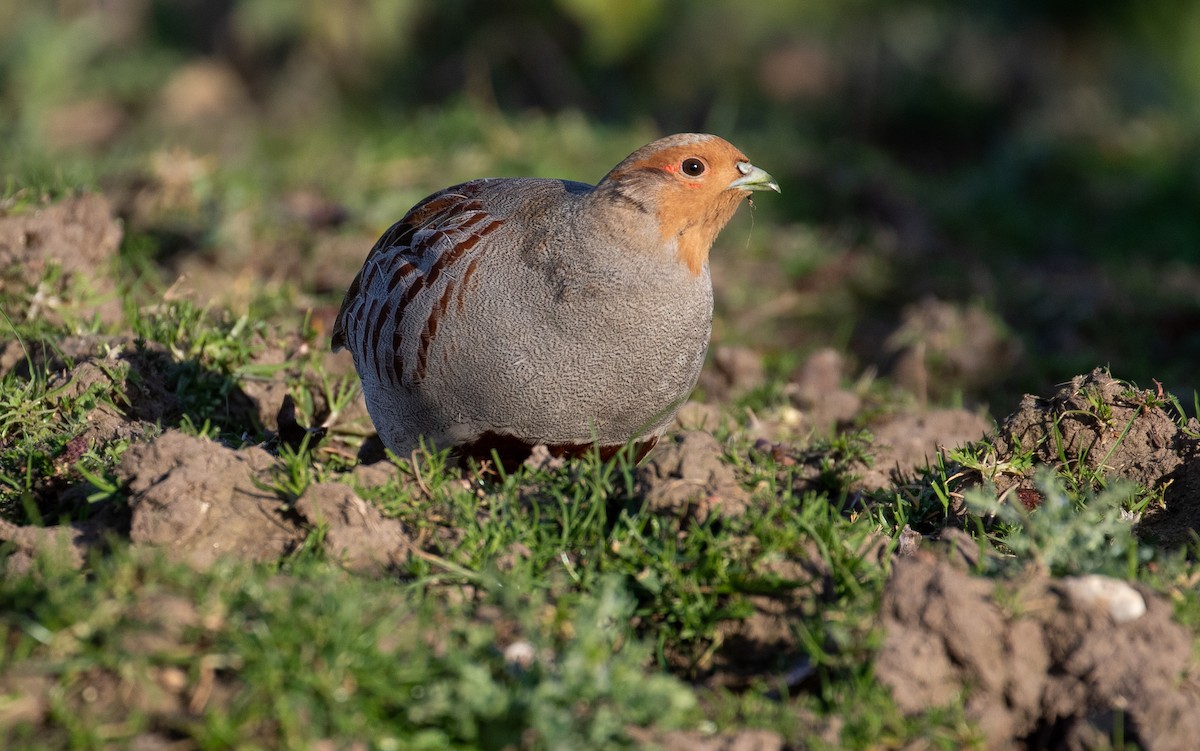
[777, 405, 804, 427]
[503, 640, 536, 669]
[159, 667, 188, 691]
[1062, 574, 1146, 624]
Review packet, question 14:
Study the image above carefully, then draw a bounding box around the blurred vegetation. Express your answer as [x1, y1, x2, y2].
[5, 5, 1200, 747]
[3, 0, 1200, 404]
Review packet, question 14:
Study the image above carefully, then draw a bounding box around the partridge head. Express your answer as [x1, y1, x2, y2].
[332, 133, 778, 468]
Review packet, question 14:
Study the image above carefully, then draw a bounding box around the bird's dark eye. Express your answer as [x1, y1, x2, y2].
[681, 158, 706, 177]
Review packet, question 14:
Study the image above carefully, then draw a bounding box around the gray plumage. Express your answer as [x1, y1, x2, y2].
[332, 133, 778, 465]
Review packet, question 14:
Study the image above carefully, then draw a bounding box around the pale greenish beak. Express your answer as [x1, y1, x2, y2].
[728, 161, 780, 193]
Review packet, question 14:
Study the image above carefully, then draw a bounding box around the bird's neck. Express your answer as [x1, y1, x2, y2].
[589, 181, 743, 277]
[656, 192, 744, 276]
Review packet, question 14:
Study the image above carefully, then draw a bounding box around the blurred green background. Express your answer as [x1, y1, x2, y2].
[4, 0, 1200, 410]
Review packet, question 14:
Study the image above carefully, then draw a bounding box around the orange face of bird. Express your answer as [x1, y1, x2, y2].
[609, 137, 779, 276]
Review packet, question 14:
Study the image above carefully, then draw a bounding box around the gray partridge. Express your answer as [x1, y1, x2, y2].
[332, 133, 778, 468]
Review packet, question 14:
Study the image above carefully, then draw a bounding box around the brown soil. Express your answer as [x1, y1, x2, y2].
[1, 429, 416, 575]
[982, 368, 1200, 545]
[881, 296, 1023, 404]
[856, 407, 992, 492]
[638, 430, 751, 521]
[0, 194, 124, 325]
[0, 194, 122, 286]
[878, 553, 1200, 751]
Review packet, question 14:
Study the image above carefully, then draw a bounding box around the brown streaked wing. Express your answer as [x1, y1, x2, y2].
[331, 180, 505, 392]
[330, 181, 492, 354]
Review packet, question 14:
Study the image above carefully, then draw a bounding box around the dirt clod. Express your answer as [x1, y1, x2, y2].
[0, 517, 106, 572]
[789, 347, 862, 435]
[674, 400, 737, 434]
[883, 297, 1022, 403]
[878, 555, 1200, 751]
[638, 431, 750, 519]
[117, 431, 302, 568]
[856, 408, 992, 492]
[107, 430, 421, 575]
[294, 482, 412, 574]
[697, 345, 767, 402]
[987, 368, 1200, 546]
[0, 193, 123, 288]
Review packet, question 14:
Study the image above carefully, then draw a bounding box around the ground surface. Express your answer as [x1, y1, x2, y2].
[4, 191, 1200, 750]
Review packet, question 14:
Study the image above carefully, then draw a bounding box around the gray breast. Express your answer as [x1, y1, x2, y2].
[353, 179, 715, 454]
